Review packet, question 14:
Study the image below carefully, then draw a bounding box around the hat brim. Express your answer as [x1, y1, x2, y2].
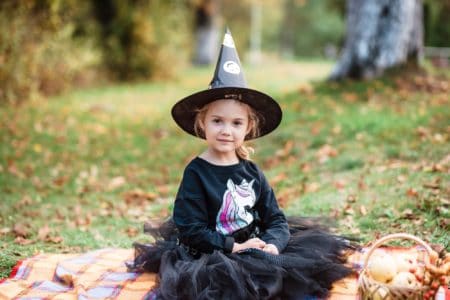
[171, 87, 282, 140]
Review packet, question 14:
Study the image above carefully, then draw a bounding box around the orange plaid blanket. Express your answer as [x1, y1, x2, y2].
[0, 248, 448, 299]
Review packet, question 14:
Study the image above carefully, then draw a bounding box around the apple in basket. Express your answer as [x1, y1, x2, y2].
[390, 271, 419, 288]
[395, 253, 416, 273]
[367, 252, 398, 283]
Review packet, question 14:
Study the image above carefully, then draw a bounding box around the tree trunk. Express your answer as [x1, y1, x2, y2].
[193, 0, 219, 65]
[330, 0, 423, 80]
[248, 1, 262, 64]
[279, 0, 296, 58]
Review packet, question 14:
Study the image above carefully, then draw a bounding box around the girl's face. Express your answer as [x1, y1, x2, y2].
[201, 99, 251, 157]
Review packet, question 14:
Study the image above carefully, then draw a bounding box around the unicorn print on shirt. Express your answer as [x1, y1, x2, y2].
[216, 178, 256, 235]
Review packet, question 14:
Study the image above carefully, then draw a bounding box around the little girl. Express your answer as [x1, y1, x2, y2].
[130, 29, 356, 299]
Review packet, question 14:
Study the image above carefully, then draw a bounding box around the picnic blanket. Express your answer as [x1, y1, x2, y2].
[0, 247, 448, 300]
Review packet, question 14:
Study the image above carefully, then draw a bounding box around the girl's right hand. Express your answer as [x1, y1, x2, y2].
[232, 238, 266, 253]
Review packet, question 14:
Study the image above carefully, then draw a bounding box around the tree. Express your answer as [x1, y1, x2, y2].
[193, 0, 219, 65]
[278, 0, 346, 58]
[330, 0, 423, 80]
[91, 0, 191, 80]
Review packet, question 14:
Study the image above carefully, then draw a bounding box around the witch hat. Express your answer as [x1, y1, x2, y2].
[171, 28, 282, 140]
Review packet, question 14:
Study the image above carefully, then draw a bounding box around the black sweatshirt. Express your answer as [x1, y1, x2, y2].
[173, 157, 290, 254]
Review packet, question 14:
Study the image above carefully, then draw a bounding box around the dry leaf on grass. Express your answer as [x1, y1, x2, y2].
[123, 190, 158, 205]
[14, 236, 34, 245]
[13, 223, 30, 238]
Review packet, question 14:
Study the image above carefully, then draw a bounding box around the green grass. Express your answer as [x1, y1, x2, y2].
[1, 58, 449, 279]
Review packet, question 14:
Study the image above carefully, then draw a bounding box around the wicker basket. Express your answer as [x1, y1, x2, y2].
[358, 233, 434, 300]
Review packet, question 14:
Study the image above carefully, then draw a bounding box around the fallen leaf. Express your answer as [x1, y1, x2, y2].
[0, 227, 11, 235]
[355, 132, 365, 141]
[412, 218, 424, 226]
[329, 209, 341, 218]
[423, 178, 440, 189]
[55, 208, 66, 221]
[416, 126, 430, 139]
[359, 205, 367, 216]
[433, 133, 445, 143]
[123, 190, 158, 205]
[13, 223, 30, 238]
[315, 144, 338, 163]
[275, 140, 294, 158]
[298, 82, 314, 94]
[346, 195, 357, 203]
[332, 125, 341, 135]
[350, 227, 361, 234]
[127, 208, 143, 217]
[22, 210, 41, 218]
[269, 173, 287, 186]
[310, 123, 322, 136]
[152, 129, 169, 139]
[37, 225, 51, 241]
[53, 176, 69, 187]
[342, 92, 358, 103]
[14, 236, 34, 245]
[334, 179, 347, 190]
[156, 185, 170, 196]
[438, 154, 450, 166]
[125, 227, 139, 237]
[300, 163, 311, 173]
[397, 175, 407, 183]
[33, 144, 42, 153]
[14, 195, 33, 209]
[344, 206, 354, 216]
[46, 236, 63, 244]
[401, 208, 414, 219]
[23, 164, 34, 177]
[439, 198, 450, 206]
[358, 177, 367, 190]
[432, 164, 446, 172]
[99, 208, 112, 217]
[340, 215, 359, 234]
[91, 124, 107, 135]
[263, 157, 281, 169]
[305, 182, 320, 193]
[276, 187, 298, 208]
[8, 161, 24, 178]
[406, 188, 419, 198]
[439, 218, 450, 229]
[107, 176, 126, 190]
[75, 214, 91, 227]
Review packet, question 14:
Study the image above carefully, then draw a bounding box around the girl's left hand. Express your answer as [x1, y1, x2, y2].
[262, 244, 279, 255]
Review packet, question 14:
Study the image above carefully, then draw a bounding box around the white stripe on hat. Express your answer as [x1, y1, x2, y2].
[223, 33, 235, 48]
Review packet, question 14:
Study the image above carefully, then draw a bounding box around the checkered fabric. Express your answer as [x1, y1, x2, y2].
[0, 247, 448, 299]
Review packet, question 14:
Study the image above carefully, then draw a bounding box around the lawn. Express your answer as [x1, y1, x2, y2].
[0, 58, 449, 279]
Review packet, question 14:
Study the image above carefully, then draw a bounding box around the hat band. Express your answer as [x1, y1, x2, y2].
[224, 93, 243, 100]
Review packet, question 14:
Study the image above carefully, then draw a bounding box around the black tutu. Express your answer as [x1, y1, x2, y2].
[128, 217, 358, 300]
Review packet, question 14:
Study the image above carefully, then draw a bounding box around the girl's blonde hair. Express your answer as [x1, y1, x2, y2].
[194, 100, 261, 160]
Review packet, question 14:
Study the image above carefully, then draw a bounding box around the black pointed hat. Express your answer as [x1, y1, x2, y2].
[171, 28, 282, 140]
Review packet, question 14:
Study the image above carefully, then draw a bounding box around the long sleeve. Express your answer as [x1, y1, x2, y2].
[255, 172, 290, 252]
[173, 168, 235, 253]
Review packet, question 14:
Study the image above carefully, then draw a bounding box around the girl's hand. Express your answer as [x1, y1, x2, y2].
[232, 238, 266, 253]
[262, 243, 279, 255]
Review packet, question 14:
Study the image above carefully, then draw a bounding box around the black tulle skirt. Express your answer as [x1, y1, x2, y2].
[128, 218, 358, 300]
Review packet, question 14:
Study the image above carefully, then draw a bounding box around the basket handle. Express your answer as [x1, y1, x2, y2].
[361, 233, 433, 272]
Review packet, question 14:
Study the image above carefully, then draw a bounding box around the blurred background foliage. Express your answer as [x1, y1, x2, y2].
[424, 0, 450, 47]
[0, 0, 448, 104]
